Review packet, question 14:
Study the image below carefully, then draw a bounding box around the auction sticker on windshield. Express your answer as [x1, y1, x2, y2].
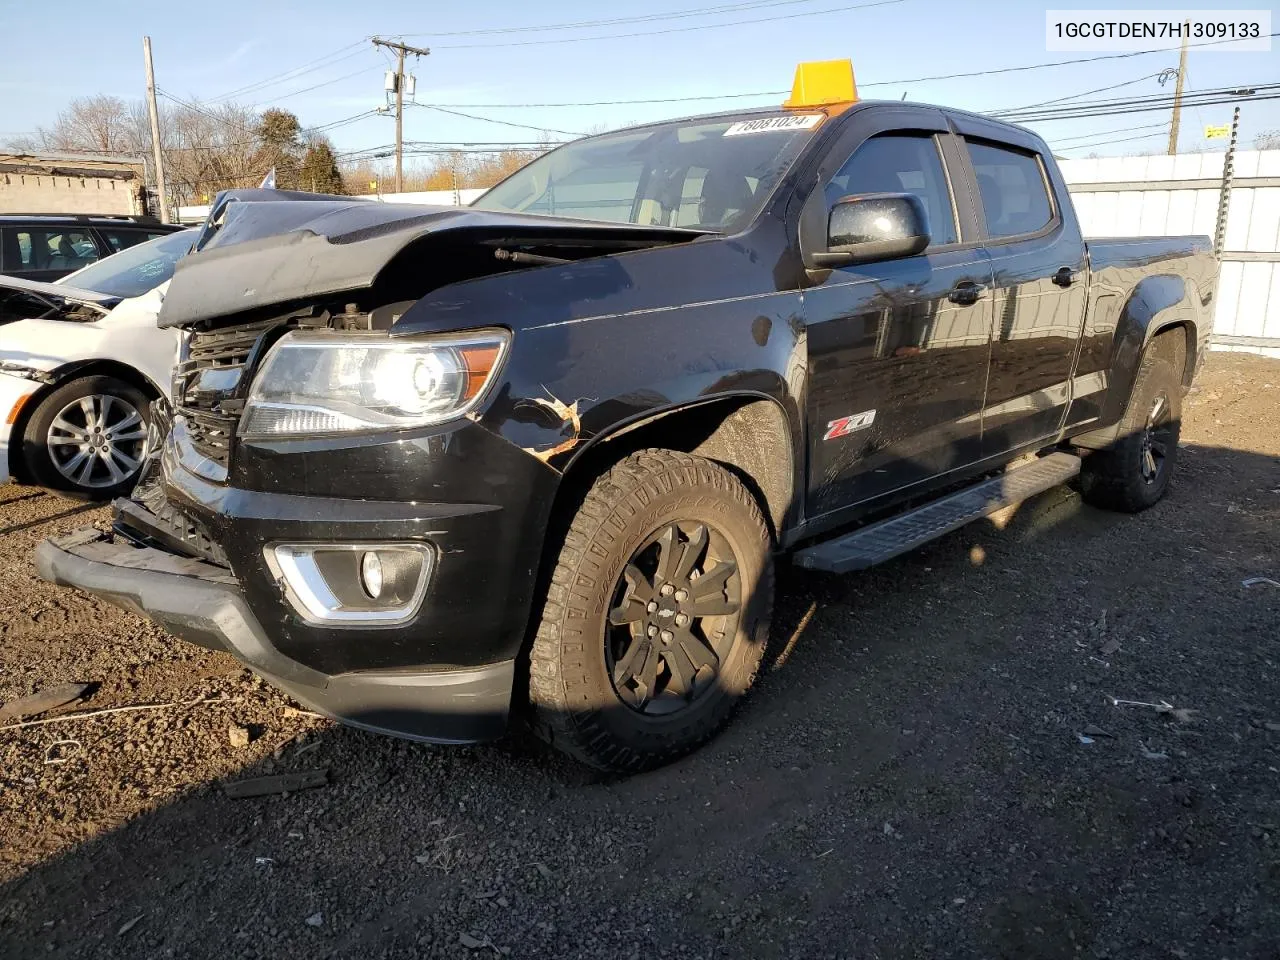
[724, 115, 824, 136]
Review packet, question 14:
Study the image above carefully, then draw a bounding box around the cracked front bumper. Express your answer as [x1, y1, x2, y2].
[35, 528, 514, 744]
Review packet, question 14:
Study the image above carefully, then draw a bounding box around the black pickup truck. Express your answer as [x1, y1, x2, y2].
[36, 93, 1216, 772]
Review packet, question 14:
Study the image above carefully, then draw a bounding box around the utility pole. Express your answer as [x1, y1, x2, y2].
[371, 37, 430, 194]
[142, 36, 170, 223]
[1167, 29, 1189, 155]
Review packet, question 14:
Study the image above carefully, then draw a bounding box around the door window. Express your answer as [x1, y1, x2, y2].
[0, 228, 100, 272]
[825, 134, 958, 246]
[99, 228, 153, 252]
[965, 140, 1053, 239]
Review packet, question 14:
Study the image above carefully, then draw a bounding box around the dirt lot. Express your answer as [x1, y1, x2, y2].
[1, 353, 1277, 959]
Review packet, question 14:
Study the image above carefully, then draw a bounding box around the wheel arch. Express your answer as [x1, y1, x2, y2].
[558, 393, 799, 542]
[6, 359, 162, 483]
[1071, 275, 1198, 451]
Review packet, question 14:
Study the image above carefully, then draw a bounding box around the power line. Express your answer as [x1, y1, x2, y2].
[156, 89, 257, 135]
[1009, 91, 1280, 125]
[1006, 73, 1166, 112]
[337, 140, 559, 161]
[406, 0, 849, 37]
[249, 66, 376, 107]
[414, 104, 585, 137]
[158, 92, 377, 148]
[889, 33, 1279, 87]
[358, 83, 1274, 160]
[431, 90, 789, 109]
[417, 32, 1275, 112]
[206, 41, 370, 103]
[1054, 130, 1171, 152]
[431, 0, 906, 49]
[998, 83, 1280, 123]
[1048, 121, 1170, 145]
[310, 110, 380, 134]
[403, 147, 552, 156]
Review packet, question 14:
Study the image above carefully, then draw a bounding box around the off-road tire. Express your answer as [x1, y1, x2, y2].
[21, 375, 152, 501]
[528, 450, 774, 773]
[1078, 331, 1186, 513]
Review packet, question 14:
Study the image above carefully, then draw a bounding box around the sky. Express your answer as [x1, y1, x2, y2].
[2, 0, 1277, 166]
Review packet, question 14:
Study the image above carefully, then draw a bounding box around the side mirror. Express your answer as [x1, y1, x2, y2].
[813, 192, 931, 267]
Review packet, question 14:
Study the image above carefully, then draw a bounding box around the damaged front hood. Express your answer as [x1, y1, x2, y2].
[157, 199, 709, 329]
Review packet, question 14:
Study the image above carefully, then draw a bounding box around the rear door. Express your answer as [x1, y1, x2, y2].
[948, 115, 1089, 455]
[798, 107, 995, 519]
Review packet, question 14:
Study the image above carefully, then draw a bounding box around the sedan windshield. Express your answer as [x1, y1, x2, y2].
[473, 113, 825, 232]
[60, 229, 194, 299]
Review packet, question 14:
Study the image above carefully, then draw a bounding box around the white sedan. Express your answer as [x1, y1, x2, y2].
[0, 230, 192, 498]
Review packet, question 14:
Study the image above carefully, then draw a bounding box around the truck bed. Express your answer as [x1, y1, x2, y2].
[1087, 233, 1218, 353]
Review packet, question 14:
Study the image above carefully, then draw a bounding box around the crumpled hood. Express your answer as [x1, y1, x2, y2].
[157, 198, 707, 329]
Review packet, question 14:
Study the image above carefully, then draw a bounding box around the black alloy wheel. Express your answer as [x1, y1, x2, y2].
[606, 521, 743, 715]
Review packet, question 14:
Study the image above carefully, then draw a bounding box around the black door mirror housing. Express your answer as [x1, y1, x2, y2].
[813, 192, 932, 267]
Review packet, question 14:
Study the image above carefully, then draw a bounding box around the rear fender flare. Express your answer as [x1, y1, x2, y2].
[1074, 274, 1197, 448]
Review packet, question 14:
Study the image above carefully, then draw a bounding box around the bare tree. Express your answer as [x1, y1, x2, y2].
[6, 95, 550, 208]
[163, 101, 261, 205]
[1256, 129, 1280, 151]
[9, 95, 143, 155]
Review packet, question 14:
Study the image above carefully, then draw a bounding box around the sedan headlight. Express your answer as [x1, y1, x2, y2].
[240, 329, 509, 438]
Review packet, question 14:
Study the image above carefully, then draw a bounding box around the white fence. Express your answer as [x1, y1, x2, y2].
[1060, 150, 1280, 358]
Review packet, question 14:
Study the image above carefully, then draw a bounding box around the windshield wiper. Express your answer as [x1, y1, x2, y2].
[494, 249, 571, 267]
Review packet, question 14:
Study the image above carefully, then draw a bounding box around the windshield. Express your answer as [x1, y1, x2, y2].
[60, 229, 194, 299]
[474, 113, 825, 232]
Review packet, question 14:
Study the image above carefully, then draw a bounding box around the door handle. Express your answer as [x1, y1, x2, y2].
[1052, 266, 1076, 287]
[948, 281, 985, 306]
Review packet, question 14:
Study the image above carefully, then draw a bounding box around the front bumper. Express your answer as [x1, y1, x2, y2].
[0, 372, 39, 486]
[35, 528, 514, 743]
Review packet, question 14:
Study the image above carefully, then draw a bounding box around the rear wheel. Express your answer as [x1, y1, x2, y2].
[1078, 331, 1185, 512]
[528, 450, 774, 773]
[22, 375, 151, 500]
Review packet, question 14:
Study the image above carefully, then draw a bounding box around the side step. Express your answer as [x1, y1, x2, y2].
[794, 452, 1082, 574]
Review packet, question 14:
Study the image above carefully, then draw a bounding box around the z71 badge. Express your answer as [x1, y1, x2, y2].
[823, 410, 876, 441]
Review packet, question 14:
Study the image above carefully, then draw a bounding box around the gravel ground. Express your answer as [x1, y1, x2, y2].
[1, 352, 1277, 959]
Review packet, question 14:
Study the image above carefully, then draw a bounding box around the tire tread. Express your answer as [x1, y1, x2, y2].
[528, 449, 773, 772]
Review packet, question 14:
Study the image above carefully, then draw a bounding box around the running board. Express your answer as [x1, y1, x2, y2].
[794, 452, 1082, 574]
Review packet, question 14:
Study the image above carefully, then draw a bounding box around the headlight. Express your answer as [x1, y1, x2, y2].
[240, 329, 509, 438]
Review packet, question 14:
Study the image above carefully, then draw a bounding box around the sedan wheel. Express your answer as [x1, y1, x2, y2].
[47, 393, 148, 490]
[20, 374, 153, 500]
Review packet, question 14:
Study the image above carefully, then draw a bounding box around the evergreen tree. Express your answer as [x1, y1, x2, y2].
[299, 137, 345, 195]
[251, 109, 303, 188]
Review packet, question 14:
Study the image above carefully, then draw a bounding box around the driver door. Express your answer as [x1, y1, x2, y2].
[800, 110, 994, 520]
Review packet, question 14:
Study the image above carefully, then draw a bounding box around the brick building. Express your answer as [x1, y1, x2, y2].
[0, 152, 149, 216]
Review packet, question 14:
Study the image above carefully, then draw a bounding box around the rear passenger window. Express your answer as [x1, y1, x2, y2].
[826, 134, 958, 246]
[100, 228, 166, 253]
[965, 140, 1054, 239]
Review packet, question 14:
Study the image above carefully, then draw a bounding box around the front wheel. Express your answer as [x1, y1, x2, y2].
[528, 450, 774, 773]
[21, 375, 152, 500]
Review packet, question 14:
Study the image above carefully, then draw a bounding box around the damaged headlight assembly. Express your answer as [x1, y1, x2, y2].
[240, 329, 510, 438]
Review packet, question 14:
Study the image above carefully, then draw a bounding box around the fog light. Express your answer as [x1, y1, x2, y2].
[360, 551, 384, 599]
[265, 542, 433, 625]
